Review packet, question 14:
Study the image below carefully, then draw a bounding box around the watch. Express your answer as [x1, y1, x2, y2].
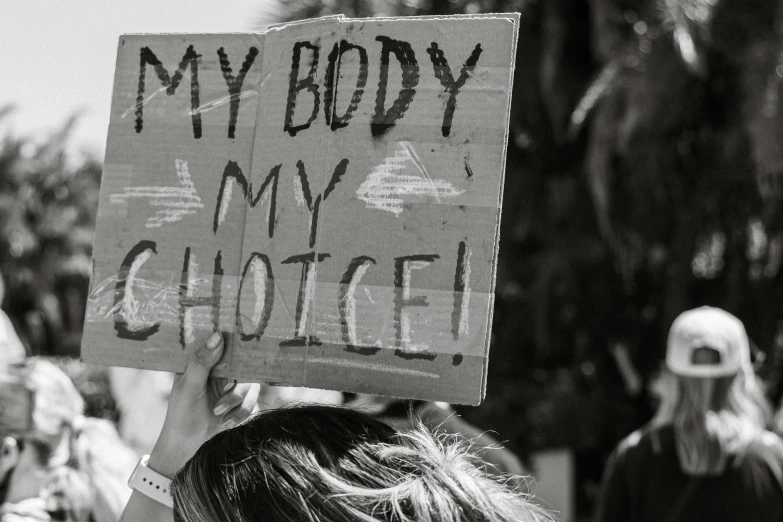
[128, 454, 174, 508]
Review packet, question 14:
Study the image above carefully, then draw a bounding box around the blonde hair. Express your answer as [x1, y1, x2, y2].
[651, 366, 772, 475]
[172, 405, 550, 522]
[4, 358, 137, 522]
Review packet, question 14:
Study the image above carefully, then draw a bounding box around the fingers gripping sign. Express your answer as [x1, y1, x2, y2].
[149, 332, 260, 478]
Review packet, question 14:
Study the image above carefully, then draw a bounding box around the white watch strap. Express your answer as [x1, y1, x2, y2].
[128, 455, 174, 508]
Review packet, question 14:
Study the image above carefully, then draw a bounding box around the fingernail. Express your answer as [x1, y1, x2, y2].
[207, 332, 222, 350]
[223, 380, 237, 392]
[214, 404, 229, 416]
[223, 418, 237, 430]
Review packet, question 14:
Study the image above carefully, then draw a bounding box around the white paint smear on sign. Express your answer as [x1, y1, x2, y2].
[356, 141, 464, 215]
[110, 159, 204, 228]
[307, 357, 440, 379]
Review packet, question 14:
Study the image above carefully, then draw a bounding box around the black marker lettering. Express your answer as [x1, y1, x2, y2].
[284, 42, 320, 137]
[309, 195, 322, 249]
[280, 252, 330, 347]
[295, 159, 349, 247]
[426, 42, 483, 137]
[179, 248, 223, 348]
[393, 254, 439, 358]
[324, 44, 339, 127]
[217, 47, 260, 139]
[136, 45, 202, 138]
[236, 253, 274, 341]
[113, 240, 160, 340]
[324, 40, 369, 131]
[213, 161, 281, 237]
[339, 256, 378, 355]
[451, 241, 471, 340]
[371, 36, 419, 137]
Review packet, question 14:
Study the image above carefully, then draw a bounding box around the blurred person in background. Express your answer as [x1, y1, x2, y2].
[594, 306, 783, 522]
[0, 358, 137, 522]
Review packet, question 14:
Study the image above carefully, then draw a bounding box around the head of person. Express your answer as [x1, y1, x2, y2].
[0, 357, 136, 521]
[172, 405, 548, 522]
[653, 306, 773, 475]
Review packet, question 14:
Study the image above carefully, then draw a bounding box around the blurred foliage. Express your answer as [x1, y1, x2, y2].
[0, 109, 100, 357]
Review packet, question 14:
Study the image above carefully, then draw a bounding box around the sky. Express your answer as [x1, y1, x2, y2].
[0, 0, 276, 159]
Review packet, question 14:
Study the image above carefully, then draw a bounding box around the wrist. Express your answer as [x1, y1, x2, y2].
[149, 436, 185, 479]
[149, 421, 209, 478]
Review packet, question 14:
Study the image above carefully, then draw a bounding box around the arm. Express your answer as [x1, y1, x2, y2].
[120, 333, 260, 522]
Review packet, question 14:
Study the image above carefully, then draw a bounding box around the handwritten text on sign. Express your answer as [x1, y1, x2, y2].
[82, 15, 519, 404]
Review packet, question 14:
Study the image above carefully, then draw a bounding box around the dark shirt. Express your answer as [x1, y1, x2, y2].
[595, 424, 783, 522]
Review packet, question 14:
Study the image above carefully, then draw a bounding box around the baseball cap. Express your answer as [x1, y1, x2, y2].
[666, 306, 751, 378]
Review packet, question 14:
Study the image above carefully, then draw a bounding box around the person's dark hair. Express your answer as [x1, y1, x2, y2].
[172, 405, 549, 522]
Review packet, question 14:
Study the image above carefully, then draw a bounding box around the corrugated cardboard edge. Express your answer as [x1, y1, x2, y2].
[482, 12, 521, 404]
[267, 14, 346, 32]
[120, 13, 521, 37]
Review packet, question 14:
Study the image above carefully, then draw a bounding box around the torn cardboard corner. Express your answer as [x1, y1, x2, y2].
[81, 13, 520, 405]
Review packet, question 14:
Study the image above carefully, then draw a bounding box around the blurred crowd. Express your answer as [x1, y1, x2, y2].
[1, 305, 783, 521]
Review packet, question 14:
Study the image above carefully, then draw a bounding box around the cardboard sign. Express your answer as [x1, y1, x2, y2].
[82, 14, 519, 405]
